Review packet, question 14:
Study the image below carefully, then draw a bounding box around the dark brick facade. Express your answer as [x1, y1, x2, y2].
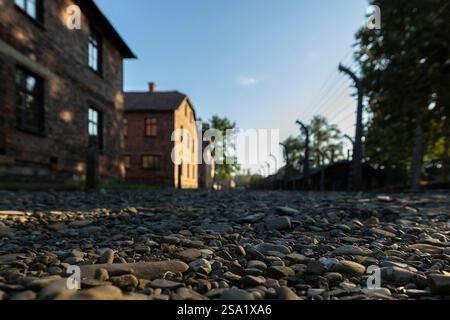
[124, 111, 175, 187]
[0, 0, 135, 183]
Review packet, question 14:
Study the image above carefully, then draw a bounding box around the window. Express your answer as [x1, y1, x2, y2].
[123, 118, 128, 138]
[187, 164, 190, 178]
[15, 67, 44, 134]
[15, 0, 42, 22]
[124, 155, 131, 169]
[88, 30, 102, 73]
[142, 155, 160, 170]
[145, 118, 157, 137]
[88, 107, 103, 150]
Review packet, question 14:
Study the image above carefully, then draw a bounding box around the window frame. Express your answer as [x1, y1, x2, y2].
[144, 117, 158, 137]
[15, 66, 45, 135]
[88, 28, 102, 75]
[123, 117, 128, 138]
[14, 0, 44, 25]
[124, 155, 132, 169]
[88, 107, 103, 151]
[141, 154, 161, 171]
[186, 131, 190, 150]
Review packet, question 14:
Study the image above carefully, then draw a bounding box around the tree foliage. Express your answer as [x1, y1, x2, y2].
[309, 116, 344, 166]
[355, 0, 450, 186]
[201, 115, 240, 181]
[282, 116, 344, 172]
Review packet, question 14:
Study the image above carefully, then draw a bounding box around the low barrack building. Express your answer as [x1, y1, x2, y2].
[123, 83, 200, 189]
[0, 0, 136, 184]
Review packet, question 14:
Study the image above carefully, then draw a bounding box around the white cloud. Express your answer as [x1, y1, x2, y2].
[236, 75, 258, 86]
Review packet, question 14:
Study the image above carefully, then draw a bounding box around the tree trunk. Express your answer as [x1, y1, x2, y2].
[411, 111, 424, 191]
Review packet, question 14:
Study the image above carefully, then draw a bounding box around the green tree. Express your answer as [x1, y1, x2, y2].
[281, 136, 304, 174]
[309, 116, 344, 166]
[283, 116, 344, 173]
[202, 115, 240, 181]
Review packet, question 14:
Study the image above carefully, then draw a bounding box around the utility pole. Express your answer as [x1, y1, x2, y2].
[339, 64, 364, 191]
[269, 153, 279, 190]
[344, 134, 355, 162]
[270, 153, 278, 173]
[279, 143, 289, 190]
[316, 150, 326, 191]
[296, 120, 310, 189]
[344, 134, 355, 146]
[280, 143, 289, 169]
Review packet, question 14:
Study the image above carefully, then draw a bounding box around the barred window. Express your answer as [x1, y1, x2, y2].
[88, 31, 102, 73]
[145, 118, 157, 137]
[88, 107, 103, 150]
[15, 67, 44, 134]
[124, 155, 131, 169]
[142, 155, 160, 170]
[15, 0, 42, 22]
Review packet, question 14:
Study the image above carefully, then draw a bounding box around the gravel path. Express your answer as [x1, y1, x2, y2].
[0, 190, 449, 300]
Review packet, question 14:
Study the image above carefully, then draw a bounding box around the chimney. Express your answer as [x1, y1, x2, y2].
[148, 82, 157, 93]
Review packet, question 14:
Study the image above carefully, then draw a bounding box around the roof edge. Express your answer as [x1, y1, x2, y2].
[75, 0, 137, 59]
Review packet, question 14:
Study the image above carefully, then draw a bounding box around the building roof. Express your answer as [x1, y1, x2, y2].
[75, 0, 136, 59]
[124, 91, 190, 112]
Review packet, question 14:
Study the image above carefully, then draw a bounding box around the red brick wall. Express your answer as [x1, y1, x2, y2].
[124, 111, 175, 186]
[0, 0, 125, 182]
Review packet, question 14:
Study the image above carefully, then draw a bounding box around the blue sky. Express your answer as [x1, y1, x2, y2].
[96, 0, 369, 172]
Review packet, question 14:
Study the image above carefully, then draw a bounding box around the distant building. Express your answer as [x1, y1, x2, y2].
[123, 83, 199, 189]
[268, 161, 385, 191]
[297, 161, 384, 191]
[0, 0, 135, 183]
[198, 141, 215, 189]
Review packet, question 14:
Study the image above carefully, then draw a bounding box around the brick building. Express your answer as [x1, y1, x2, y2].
[0, 0, 135, 183]
[124, 83, 200, 189]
